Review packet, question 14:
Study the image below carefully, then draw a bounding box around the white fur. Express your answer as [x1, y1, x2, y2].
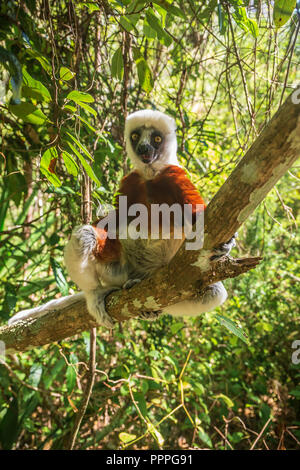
[122, 237, 183, 280]
[164, 282, 227, 318]
[7, 293, 84, 325]
[63, 225, 128, 326]
[125, 109, 179, 179]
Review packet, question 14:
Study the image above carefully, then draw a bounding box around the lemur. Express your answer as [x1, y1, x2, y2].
[8, 110, 235, 327]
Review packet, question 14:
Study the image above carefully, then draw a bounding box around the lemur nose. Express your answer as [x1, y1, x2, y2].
[137, 143, 152, 155]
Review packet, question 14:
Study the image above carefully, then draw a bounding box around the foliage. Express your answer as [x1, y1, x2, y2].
[0, 0, 299, 450]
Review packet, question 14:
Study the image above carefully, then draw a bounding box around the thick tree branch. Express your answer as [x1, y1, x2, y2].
[1, 87, 299, 352]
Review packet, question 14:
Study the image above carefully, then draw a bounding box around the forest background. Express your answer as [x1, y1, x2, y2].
[0, 0, 299, 450]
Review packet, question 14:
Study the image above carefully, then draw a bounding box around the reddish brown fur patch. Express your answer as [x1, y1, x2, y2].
[91, 225, 122, 262]
[147, 165, 206, 209]
[92, 165, 205, 260]
[118, 165, 206, 225]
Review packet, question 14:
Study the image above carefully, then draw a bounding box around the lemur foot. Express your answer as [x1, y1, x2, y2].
[123, 278, 142, 289]
[85, 287, 119, 328]
[210, 233, 237, 261]
[201, 281, 227, 306]
[73, 225, 97, 259]
[139, 310, 162, 321]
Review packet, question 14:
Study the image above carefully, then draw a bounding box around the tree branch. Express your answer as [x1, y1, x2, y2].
[1, 87, 299, 352]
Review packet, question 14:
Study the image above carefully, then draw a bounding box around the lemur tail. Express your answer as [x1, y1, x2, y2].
[7, 292, 85, 325]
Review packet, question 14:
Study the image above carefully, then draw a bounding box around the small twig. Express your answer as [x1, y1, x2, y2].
[286, 427, 300, 446]
[67, 327, 97, 449]
[224, 2, 255, 133]
[213, 425, 234, 450]
[250, 417, 272, 450]
[279, 20, 300, 107]
[0, 360, 61, 398]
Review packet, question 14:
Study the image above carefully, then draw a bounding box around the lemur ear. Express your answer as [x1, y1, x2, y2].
[125, 110, 177, 137]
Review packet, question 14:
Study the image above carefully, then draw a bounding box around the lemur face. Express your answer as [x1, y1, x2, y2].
[125, 110, 178, 177]
[130, 126, 164, 164]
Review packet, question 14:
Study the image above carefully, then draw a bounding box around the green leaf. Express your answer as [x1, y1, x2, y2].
[0, 46, 23, 104]
[132, 47, 142, 61]
[43, 358, 65, 389]
[213, 393, 235, 408]
[168, 5, 186, 19]
[145, 10, 172, 46]
[62, 151, 79, 176]
[170, 322, 184, 335]
[136, 58, 154, 94]
[215, 314, 249, 344]
[66, 141, 101, 186]
[6, 168, 26, 207]
[66, 366, 77, 394]
[26, 49, 52, 74]
[247, 17, 259, 38]
[164, 355, 178, 374]
[198, 427, 213, 448]
[60, 66, 75, 81]
[273, 0, 296, 28]
[50, 257, 69, 295]
[66, 132, 94, 161]
[18, 279, 54, 297]
[154, 3, 166, 25]
[85, 2, 101, 13]
[9, 102, 49, 125]
[22, 67, 51, 102]
[28, 364, 43, 387]
[255, 321, 273, 332]
[0, 398, 19, 450]
[66, 90, 94, 103]
[232, 5, 259, 38]
[18, 395, 39, 425]
[1, 284, 17, 320]
[75, 114, 97, 132]
[40, 147, 61, 187]
[147, 422, 164, 446]
[75, 100, 97, 117]
[119, 432, 136, 444]
[152, 1, 186, 19]
[133, 392, 147, 418]
[127, 13, 140, 25]
[119, 16, 136, 32]
[64, 104, 77, 113]
[127, 0, 142, 14]
[218, 3, 228, 35]
[111, 47, 124, 80]
[143, 22, 157, 39]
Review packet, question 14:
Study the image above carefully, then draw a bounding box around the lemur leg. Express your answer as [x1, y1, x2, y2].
[122, 236, 237, 323]
[64, 225, 101, 292]
[164, 235, 237, 319]
[163, 235, 236, 319]
[164, 282, 227, 318]
[64, 225, 127, 328]
[84, 287, 120, 328]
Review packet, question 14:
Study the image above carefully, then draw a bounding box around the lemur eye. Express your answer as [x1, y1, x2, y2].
[131, 133, 139, 141]
[154, 135, 162, 143]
